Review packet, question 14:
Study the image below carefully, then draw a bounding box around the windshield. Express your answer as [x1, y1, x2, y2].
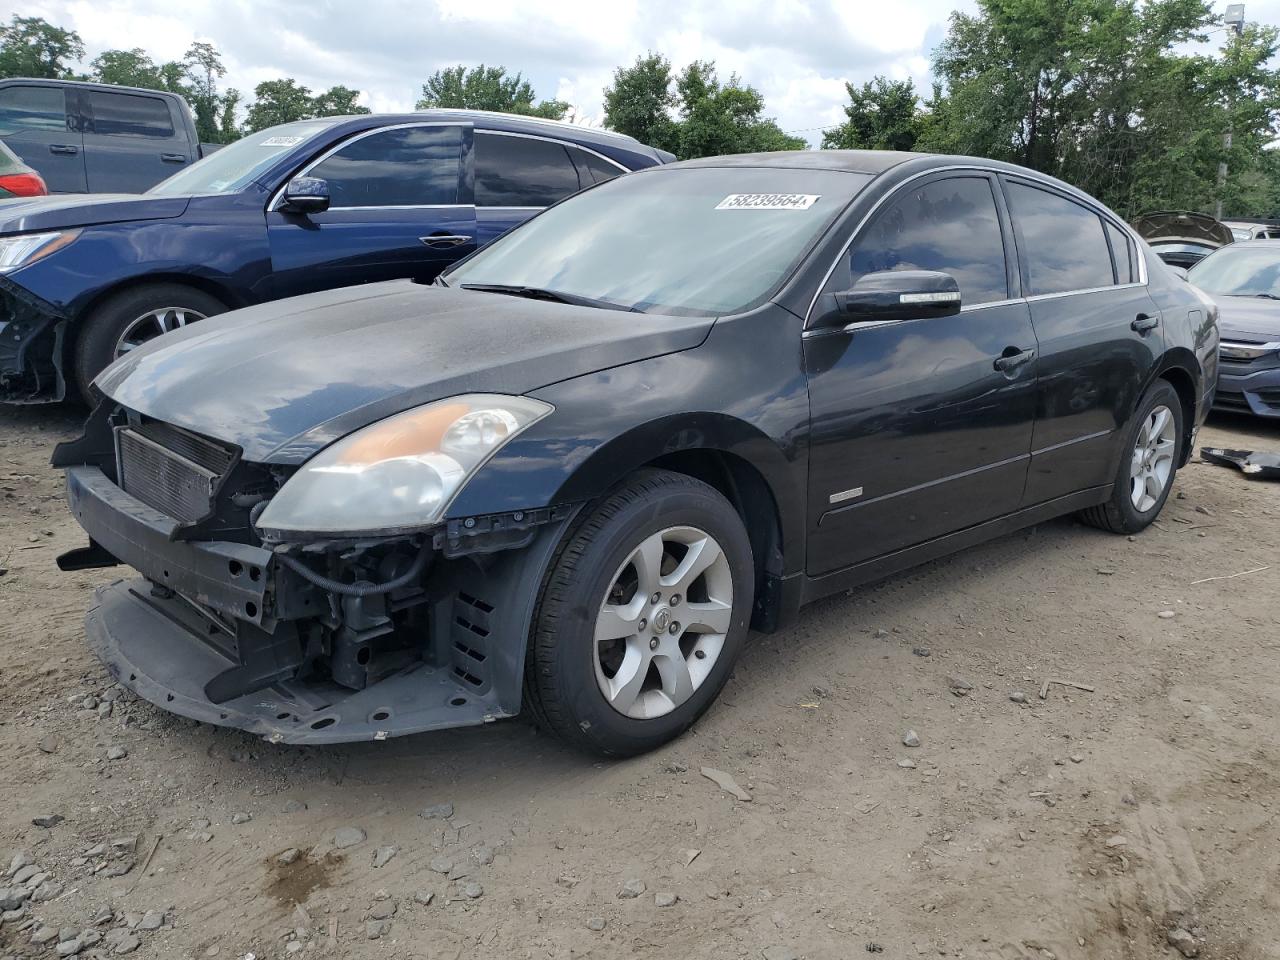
[148, 120, 339, 197]
[445, 167, 871, 315]
[1188, 245, 1280, 298]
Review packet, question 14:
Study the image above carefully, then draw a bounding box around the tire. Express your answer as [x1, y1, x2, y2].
[73, 284, 227, 402]
[525, 469, 754, 757]
[1079, 380, 1184, 534]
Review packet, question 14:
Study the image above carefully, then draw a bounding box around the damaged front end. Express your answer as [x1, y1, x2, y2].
[54, 403, 577, 744]
[0, 277, 67, 403]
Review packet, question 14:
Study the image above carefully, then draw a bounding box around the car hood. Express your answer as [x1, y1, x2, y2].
[0, 193, 190, 233]
[1133, 211, 1234, 248]
[98, 280, 715, 464]
[1209, 294, 1280, 342]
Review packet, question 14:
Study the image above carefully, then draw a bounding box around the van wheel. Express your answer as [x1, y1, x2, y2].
[525, 469, 754, 757]
[1079, 380, 1183, 534]
[73, 284, 226, 402]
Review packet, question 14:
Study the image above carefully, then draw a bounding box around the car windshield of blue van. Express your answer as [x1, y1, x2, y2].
[444, 166, 871, 316]
[148, 120, 339, 197]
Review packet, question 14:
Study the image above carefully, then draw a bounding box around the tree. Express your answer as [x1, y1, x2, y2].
[922, 0, 1280, 218]
[312, 85, 370, 117]
[183, 41, 230, 144]
[602, 56, 804, 160]
[822, 77, 922, 151]
[91, 48, 169, 89]
[244, 79, 315, 132]
[416, 64, 567, 119]
[0, 15, 84, 79]
[602, 53, 678, 152]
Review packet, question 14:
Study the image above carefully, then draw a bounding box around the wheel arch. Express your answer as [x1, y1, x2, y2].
[1148, 349, 1202, 467]
[62, 273, 244, 379]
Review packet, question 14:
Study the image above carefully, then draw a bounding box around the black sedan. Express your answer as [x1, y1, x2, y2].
[54, 151, 1218, 756]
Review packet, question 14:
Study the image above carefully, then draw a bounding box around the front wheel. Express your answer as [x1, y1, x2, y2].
[525, 469, 754, 757]
[73, 283, 227, 402]
[1079, 380, 1184, 534]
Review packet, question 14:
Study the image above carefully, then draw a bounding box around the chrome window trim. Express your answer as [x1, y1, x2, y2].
[266, 121, 466, 212]
[305, 203, 474, 212]
[803, 164, 1149, 327]
[1024, 282, 1145, 302]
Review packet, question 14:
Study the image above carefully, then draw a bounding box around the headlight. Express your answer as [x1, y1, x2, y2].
[0, 230, 81, 273]
[257, 394, 552, 536]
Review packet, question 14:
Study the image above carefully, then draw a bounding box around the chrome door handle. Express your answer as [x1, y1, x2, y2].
[419, 235, 473, 248]
[160, 153, 187, 163]
[49, 144, 78, 155]
[1132, 313, 1160, 334]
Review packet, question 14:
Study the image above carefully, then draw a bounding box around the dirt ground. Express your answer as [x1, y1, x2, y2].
[1, 404, 1279, 960]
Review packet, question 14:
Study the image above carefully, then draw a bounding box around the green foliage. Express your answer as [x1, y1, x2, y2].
[603, 54, 805, 160]
[416, 64, 567, 120]
[91, 48, 178, 90]
[244, 78, 315, 132]
[822, 77, 922, 151]
[312, 85, 371, 118]
[921, 0, 1280, 218]
[0, 15, 84, 79]
[601, 52, 678, 151]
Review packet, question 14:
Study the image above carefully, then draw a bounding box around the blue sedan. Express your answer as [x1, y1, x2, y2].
[0, 110, 672, 403]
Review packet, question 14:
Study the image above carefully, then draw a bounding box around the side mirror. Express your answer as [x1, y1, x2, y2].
[828, 270, 962, 325]
[280, 176, 330, 214]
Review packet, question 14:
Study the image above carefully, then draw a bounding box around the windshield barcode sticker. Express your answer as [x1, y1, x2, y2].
[260, 136, 304, 146]
[716, 193, 820, 210]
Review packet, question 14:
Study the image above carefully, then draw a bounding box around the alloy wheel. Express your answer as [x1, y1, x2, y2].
[114, 307, 207, 358]
[1130, 404, 1177, 512]
[593, 525, 734, 720]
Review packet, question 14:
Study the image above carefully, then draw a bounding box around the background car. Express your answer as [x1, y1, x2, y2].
[0, 139, 46, 197]
[1187, 240, 1280, 417]
[0, 77, 217, 194]
[1133, 210, 1235, 268]
[56, 150, 1215, 756]
[0, 110, 672, 404]
[1223, 218, 1280, 241]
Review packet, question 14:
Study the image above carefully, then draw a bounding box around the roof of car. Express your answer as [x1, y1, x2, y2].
[313, 110, 665, 160]
[672, 150, 929, 175]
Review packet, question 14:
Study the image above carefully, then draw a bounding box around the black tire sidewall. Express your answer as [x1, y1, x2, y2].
[1112, 381, 1183, 529]
[534, 477, 754, 756]
[74, 284, 226, 402]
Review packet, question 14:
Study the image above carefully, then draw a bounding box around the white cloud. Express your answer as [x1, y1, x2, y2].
[21, 0, 1280, 146]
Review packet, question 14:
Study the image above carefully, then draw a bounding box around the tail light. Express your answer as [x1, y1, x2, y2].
[0, 172, 48, 197]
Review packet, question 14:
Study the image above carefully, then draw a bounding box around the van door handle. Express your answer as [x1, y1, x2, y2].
[49, 144, 78, 155]
[994, 347, 1036, 373]
[419, 234, 473, 248]
[1132, 313, 1160, 334]
[160, 153, 187, 163]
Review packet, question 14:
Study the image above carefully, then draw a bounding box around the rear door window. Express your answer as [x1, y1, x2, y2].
[475, 133, 581, 207]
[839, 175, 1010, 305]
[1005, 181, 1115, 294]
[0, 85, 68, 135]
[88, 91, 174, 138]
[308, 125, 462, 207]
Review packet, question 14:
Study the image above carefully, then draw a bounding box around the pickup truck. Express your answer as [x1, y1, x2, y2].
[0, 78, 217, 194]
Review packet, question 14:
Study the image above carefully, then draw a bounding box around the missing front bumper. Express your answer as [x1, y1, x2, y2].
[88, 579, 511, 744]
[0, 277, 67, 404]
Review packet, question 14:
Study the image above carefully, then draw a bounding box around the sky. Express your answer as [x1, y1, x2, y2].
[19, 0, 1280, 145]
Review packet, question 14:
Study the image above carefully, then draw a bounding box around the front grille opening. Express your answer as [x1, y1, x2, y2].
[115, 419, 237, 523]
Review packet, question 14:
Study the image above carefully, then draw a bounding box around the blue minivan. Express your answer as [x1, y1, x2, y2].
[0, 110, 672, 403]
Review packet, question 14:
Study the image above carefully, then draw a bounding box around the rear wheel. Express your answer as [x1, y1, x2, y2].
[525, 469, 754, 757]
[1079, 380, 1183, 534]
[73, 284, 226, 402]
